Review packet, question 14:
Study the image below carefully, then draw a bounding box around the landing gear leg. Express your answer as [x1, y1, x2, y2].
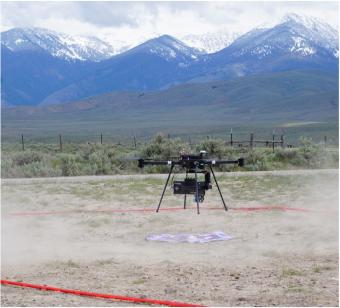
[156, 164, 174, 212]
[194, 167, 200, 214]
[209, 165, 228, 211]
[184, 170, 188, 209]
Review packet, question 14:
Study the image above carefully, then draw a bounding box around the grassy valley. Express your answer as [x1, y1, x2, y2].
[2, 70, 338, 144]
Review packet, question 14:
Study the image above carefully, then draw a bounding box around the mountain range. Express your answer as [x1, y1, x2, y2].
[1, 13, 338, 108]
[1, 27, 239, 62]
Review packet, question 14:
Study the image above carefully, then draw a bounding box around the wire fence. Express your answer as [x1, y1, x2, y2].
[15, 130, 332, 154]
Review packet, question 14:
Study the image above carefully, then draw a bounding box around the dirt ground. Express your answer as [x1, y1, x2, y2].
[1, 169, 339, 306]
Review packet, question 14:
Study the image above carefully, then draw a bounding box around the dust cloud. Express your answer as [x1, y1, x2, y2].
[1, 169, 338, 306]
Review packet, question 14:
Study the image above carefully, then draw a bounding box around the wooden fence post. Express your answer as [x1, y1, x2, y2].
[133, 136, 137, 149]
[59, 134, 63, 152]
[230, 128, 233, 147]
[100, 133, 103, 145]
[281, 135, 284, 148]
[250, 133, 254, 150]
[272, 132, 275, 153]
[21, 134, 25, 151]
[324, 136, 327, 147]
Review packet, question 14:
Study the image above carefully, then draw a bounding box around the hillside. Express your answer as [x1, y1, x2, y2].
[2, 70, 338, 141]
[1, 45, 93, 106]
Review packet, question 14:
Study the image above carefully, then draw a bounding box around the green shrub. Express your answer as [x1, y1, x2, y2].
[1, 155, 60, 178]
[274, 148, 299, 162]
[299, 137, 319, 155]
[195, 139, 225, 157]
[59, 154, 80, 176]
[141, 134, 190, 159]
[21, 161, 61, 177]
[1, 136, 338, 178]
[12, 151, 43, 166]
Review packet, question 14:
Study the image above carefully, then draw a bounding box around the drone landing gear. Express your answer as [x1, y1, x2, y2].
[156, 164, 174, 213]
[194, 167, 200, 214]
[184, 170, 187, 210]
[209, 165, 228, 211]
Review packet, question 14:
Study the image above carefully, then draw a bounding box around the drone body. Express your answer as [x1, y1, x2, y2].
[138, 151, 244, 214]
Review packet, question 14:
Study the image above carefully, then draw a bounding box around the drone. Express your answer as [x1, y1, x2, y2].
[138, 151, 245, 214]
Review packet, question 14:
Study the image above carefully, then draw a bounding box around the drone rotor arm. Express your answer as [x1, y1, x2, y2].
[138, 159, 174, 168]
[208, 158, 245, 167]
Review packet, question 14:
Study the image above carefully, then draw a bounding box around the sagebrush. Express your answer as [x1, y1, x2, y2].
[1, 135, 338, 178]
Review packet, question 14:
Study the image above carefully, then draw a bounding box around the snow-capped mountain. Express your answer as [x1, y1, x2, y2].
[224, 13, 338, 60]
[181, 30, 241, 53]
[125, 34, 203, 63]
[40, 35, 203, 105]
[2, 13, 338, 107]
[199, 13, 339, 80]
[1, 27, 127, 61]
[282, 13, 338, 57]
[1, 27, 205, 62]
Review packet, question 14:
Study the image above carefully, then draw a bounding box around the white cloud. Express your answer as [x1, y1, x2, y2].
[1, 1, 338, 42]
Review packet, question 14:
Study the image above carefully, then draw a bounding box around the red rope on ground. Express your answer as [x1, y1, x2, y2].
[7, 205, 308, 217]
[1, 280, 204, 307]
[8, 205, 308, 217]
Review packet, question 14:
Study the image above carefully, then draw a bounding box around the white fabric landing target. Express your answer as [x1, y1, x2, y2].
[146, 231, 233, 243]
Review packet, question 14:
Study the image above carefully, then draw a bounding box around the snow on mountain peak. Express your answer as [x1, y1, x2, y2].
[283, 13, 322, 28]
[181, 30, 241, 53]
[132, 34, 202, 63]
[227, 13, 338, 60]
[1, 27, 127, 61]
[282, 14, 337, 39]
[281, 13, 338, 56]
[1, 14, 338, 63]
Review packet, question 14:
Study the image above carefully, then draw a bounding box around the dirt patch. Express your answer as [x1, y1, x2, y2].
[1, 169, 338, 306]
